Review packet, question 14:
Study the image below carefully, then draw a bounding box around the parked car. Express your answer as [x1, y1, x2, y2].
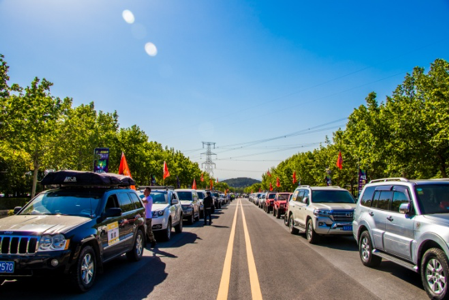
[137, 186, 183, 241]
[212, 191, 221, 209]
[287, 185, 356, 244]
[263, 192, 277, 213]
[0, 170, 146, 292]
[284, 194, 293, 226]
[273, 192, 292, 218]
[353, 177, 449, 299]
[175, 189, 200, 224]
[258, 193, 266, 208]
[196, 189, 206, 218]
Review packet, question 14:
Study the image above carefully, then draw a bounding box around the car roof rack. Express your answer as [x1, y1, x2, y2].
[369, 177, 409, 183]
[138, 185, 174, 190]
[40, 170, 135, 187]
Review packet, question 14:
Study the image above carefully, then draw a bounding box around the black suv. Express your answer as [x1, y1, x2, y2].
[0, 170, 146, 292]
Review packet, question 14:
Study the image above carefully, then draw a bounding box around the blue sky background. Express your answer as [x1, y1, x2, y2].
[1, 0, 448, 180]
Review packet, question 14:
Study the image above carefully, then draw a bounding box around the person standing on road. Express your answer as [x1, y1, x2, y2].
[203, 191, 213, 225]
[143, 187, 157, 247]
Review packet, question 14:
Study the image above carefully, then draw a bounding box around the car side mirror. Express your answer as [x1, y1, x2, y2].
[14, 206, 22, 214]
[172, 198, 179, 205]
[399, 202, 410, 214]
[303, 197, 309, 205]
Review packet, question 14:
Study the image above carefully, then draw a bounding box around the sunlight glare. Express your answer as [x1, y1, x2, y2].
[122, 10, 135, 24]
[145, 42, 158, 57]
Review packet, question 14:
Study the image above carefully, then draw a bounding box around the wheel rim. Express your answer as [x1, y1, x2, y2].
[426, 258, 447, 295]
[360, 236, 370, 262]
[81, 253, 94, 285]
[136, 233, 143, 256]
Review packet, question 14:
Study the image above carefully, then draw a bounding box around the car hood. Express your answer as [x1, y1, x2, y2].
[422, 214, 449, 226]
[180, 200, 193, 206]
[0, 215, 91, 235]
[313, 203, 356, 210]
[153, 203, 169, 211]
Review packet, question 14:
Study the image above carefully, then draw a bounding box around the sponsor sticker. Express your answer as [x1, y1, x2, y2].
[107, 221, 119, 246]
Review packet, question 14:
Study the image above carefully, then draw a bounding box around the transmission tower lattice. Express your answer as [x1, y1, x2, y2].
[201, 142, 216, 177]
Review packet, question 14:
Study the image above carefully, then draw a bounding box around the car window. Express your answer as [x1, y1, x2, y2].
[360, 186, 375, 207]
[151, 191, 168, 204]
[296, 190, 305, 202]
[311, 190, 355, 203]
[117, 193, 134, 212]
[372, 191, 392, 210]
[415, 184, 449, 214]
[292, 190, 299, 201]
[129, 192, 143, 209]
[197, 192, 205, 199]
[391, 190, 409, 212]
[178, 191, 193, 201]
[105, 194, 119, 211]
[268, 194, 276, 199]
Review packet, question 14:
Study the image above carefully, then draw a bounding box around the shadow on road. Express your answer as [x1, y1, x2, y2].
[312, 236, 358, 251]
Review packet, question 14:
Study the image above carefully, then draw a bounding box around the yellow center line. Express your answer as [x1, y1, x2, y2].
[216, 199, 240, 300]
[240, 200, 263, 300]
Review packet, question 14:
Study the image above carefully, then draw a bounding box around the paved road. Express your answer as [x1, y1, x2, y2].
[0, 198, 427, 299]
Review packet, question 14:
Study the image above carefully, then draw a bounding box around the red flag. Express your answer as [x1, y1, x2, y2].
[267, 170, 271, 177]
[276, 177, 280, 187]
[269, 182, 273, 191]
[192, 178, 197, 190]
[200, 173, 204, 182]
[293, 171, 297, 184]
[210, 179, 213, 189]
[336, 151, 343, 170]
[118, 152, 135, 190]
[163, 161, 170, 179]
[259, 188, 261, 192]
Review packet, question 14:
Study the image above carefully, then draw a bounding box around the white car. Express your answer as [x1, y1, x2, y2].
[196, 189, 207, 217]
[138, 186, 183, 241]
[175, 189, 201, 224]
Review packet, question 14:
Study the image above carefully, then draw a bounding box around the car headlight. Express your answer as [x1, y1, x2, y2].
[39, 234, 69, 251]
[314, 209, 330, 217]
[152, 210, 165, 217]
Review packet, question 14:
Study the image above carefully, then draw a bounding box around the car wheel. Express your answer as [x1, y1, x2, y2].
[289, 215, 298, 234]
[195, 211, 200, 222]
[276, 209, 281, 219]
[175, 216, 183, 233]
[162, 219, 172, 241]
[421, 248, 449, 300]
[70, 245, 97, 292]
[189, 214, 194, 224]
[126, 229, 144, 262]
[284, 214, 288, 226]
[358, 231, 381, 267]
[273, 207, 276, 216]
[306, 218, 320, 244]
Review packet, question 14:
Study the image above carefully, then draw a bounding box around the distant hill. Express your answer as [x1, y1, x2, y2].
[221, 177, 261, 188]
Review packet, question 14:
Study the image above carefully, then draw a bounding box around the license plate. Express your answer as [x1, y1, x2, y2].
[0, 261, 14, 273]
[342, 225, 352, 231]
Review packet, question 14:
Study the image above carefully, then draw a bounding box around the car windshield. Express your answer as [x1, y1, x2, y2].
[150, 192, 168, 204]
[177, 191, 193, 201]
[197, 192, 205, 199]
[212, 193, 219, 198]
[311, 190, 355, 203]
[19, 189, 103, 217]
[415, 184, 449, 214]
[268, 194, 276, 199]
[277, 194, 290, 200]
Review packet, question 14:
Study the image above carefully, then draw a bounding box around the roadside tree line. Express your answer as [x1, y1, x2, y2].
[0, 54, 230, 197]
[245, 58, 449, 196]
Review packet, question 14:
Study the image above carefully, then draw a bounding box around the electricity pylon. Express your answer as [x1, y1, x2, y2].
[201, 142, 216, 177]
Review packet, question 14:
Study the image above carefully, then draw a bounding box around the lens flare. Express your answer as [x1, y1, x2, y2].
[122, 10, 135, 24]
[145, 42, 158, 56]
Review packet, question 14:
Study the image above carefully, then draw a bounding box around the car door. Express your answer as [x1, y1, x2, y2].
[383, 186, 414, 260]
[192, 191, 199, 217]
[369, 186, 393, 251]
[292, 189, 306, 228]
[171, 192, 181, 225]
[99, 194, 125, 260]
[116, 192, 136, 249]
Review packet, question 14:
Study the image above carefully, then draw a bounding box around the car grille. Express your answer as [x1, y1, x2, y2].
[329, 210, 354, 222]
[0, 236, 39, 255]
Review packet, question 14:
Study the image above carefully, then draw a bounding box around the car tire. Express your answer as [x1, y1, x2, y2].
[162, 219, 172, 241]
[273, 207, 276, 216]
[421, 248, 449, 300]
[358, 231, 381, 267]
[195, 212, 200, 222]
[189, 214, 194, 224]
[175, 216, 183, 233]
[70, 245, 97, 293]
[289, 215, 299, 234]
[306, 218, 320, 244]
[276, 209, 281, 219]
[284, 214, 288, 226]
[126, 229, 144, 262]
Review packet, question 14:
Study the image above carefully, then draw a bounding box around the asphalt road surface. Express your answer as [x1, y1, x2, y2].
[0, 198, 428, 299]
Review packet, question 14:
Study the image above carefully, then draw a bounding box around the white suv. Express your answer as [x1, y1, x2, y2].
[175, 189, 201, 224]
[287, 185, 356, 244]
[138, 186, 183, 241]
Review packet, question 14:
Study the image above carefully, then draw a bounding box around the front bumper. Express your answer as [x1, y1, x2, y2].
[151, 213, 169, 231]
[313, 217, 353, 235]
[0, 250, 72, 278]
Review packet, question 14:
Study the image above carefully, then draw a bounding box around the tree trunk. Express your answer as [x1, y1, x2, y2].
[438, 153, 447, 178]
[31, 160, 39, 198]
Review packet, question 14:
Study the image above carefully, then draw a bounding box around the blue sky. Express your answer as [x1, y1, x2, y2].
[1, 0, 448, 180]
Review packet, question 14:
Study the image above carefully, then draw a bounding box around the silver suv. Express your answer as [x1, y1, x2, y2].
[287, 185, 356, 244]
[353, 178, 449, 299]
